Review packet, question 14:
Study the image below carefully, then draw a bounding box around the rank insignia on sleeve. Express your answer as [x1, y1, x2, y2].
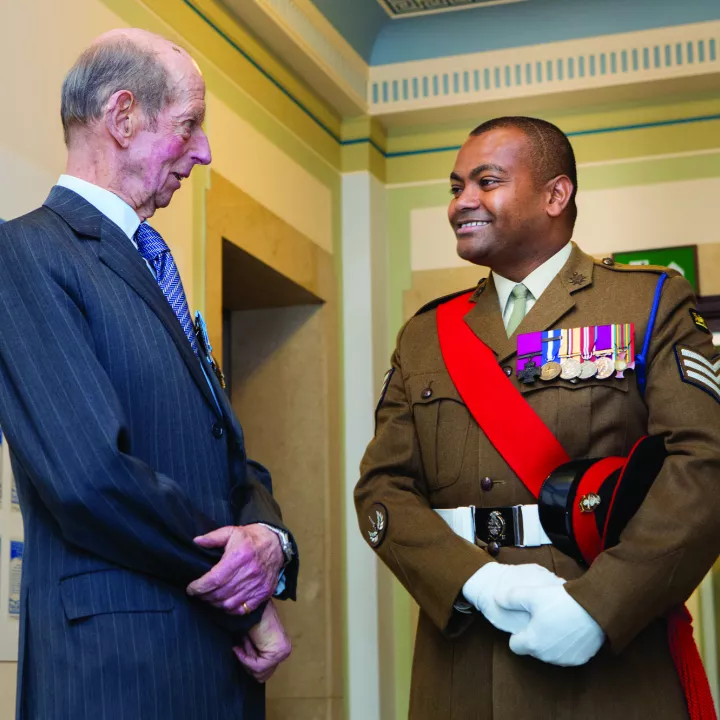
[689, 309, 711, 335]
[675, 344, 720, 403]
[366, 503, 388, 547]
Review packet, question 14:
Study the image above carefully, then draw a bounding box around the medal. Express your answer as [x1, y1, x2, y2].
[579, 361, 598, 379]
[596, 356, 615, 379]
[560, 357, 582, 379]
[559, 328, 582, 379]
[579, 326, 598, 379]
[194, 311, 213, 358]
[615, 352, 628, 373]
[540, 361, 562, 381]
[612, 323, 635, 378]
[516, 332, 543, 383]
[195, 311, 227, 389]
[519, 359, 541, 384]
[539, 329, 562, 381]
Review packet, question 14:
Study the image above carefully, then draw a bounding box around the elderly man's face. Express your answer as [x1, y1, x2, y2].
[128, 55, 211, 214]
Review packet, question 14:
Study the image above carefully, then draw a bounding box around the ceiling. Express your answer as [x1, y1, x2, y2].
[219, 0, 720, 125]
[308, 0, 720, 65]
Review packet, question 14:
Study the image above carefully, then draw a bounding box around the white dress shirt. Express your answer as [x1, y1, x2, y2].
[56, 175, 156, 276]
[57, 175, 141, 241]
[493, 242, 573, 330]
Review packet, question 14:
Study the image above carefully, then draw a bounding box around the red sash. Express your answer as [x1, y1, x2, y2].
[436, 291, 717, 720]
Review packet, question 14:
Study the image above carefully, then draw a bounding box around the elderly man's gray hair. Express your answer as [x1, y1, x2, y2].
[61, 38, 173, 145]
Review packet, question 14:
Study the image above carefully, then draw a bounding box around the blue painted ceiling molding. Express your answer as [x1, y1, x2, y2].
[371, 0, 720, 64]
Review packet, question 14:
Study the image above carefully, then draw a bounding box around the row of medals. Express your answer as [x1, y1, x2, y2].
[537, 353, 630, 382]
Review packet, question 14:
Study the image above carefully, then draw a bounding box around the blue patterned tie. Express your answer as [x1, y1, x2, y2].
[135, 223, 198, 354]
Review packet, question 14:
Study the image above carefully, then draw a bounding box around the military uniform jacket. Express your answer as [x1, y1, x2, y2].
[355, 244, 720, 720]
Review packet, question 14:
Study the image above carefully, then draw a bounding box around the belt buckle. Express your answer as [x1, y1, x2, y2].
[512, 505, 524, 547]
[486, 509, 507, 543]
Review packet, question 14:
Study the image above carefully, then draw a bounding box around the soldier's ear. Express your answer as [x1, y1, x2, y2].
[546, 175, 573, 219]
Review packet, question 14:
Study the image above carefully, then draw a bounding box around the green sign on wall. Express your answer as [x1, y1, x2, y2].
[612, 245, 699, 294]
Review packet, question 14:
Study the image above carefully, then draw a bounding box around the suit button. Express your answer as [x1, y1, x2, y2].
[480, 476, 493, 492]
[488, 542, 500, 557]
[212, 422, 225, 438]
[503, 366, 512, 377]
[421, 388, 433, 399]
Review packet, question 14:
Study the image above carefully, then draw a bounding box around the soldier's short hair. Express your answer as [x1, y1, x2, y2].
[470, 116, 578, 226]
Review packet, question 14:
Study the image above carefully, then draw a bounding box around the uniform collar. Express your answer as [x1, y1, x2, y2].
[493, 242, 573, 315]
[57, 175, 141, 242]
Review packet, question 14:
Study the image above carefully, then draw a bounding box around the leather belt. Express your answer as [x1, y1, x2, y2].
[435, 505, 552, 548]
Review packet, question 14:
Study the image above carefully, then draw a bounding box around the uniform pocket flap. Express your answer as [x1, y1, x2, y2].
[520, 374, 630, 395]
[407, 372, 464, 405]
[60, 569, 175, 621]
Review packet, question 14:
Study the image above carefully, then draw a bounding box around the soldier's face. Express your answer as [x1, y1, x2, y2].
[448, 128, 546, 268]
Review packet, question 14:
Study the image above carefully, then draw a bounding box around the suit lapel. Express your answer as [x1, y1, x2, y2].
[98, 219, 221, 417]
[463, 244, 595, 365]
[44, 186, 221, 417]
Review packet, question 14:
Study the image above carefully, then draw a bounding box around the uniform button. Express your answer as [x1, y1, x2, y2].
[212, 422, 225, 438]
[602, 257, 614, 266]
[487, 541, 500, 557]
[480, 476, 493, 491]
[421, 388, 433, 399]
[503, 366, 512, 377]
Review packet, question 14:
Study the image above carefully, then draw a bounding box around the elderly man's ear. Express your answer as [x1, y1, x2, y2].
[105, 90, 135, 148]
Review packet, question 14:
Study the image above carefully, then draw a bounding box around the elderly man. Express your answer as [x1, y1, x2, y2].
[0, 29, 297, 719]
[356, 117, 720, 719]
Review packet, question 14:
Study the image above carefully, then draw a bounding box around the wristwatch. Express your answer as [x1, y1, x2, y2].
[259, 523, 294, 567]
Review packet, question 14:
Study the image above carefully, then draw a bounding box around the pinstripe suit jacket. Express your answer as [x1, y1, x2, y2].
[0, 187, 299, 720]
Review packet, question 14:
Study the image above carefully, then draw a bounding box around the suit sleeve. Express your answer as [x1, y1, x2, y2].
[0, 226, 262, 629]
[354, 324, 490, 634]
[565, 275, 720, 651]
[233, 459, 298, 601]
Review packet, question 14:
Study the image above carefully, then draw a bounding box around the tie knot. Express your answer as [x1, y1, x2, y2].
[135, 223, 169, 262]
[511, 283, 529, 300]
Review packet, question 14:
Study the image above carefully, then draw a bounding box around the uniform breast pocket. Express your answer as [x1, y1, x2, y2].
[407, 373, 471, 491]
[521, 374, 631, 459]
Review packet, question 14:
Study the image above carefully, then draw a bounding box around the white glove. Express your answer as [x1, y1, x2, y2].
[498, 584, 605, 666]
[463, 563, 566, 634]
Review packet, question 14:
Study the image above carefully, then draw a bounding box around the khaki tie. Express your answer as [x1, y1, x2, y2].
[506, 283, 530, 337]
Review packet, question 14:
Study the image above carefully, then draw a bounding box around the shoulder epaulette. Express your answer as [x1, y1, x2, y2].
[414, 280, 484, 317]
[594, 257, 681, 277]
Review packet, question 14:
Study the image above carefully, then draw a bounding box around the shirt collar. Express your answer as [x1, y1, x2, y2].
[493, 242, 573, 314]
[57, 175, 141, 242]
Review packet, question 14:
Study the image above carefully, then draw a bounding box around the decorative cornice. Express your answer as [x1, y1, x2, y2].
[376, 0, 527, 20]
[369, 21, 720, 115]
[254, 0, 369, 107]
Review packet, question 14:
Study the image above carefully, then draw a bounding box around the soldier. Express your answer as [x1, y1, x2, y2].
[356, 116, 720, 719]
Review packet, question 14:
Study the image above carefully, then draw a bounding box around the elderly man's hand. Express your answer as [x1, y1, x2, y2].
[186, 524, 284, 614]
[234, 601, 292, 683]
